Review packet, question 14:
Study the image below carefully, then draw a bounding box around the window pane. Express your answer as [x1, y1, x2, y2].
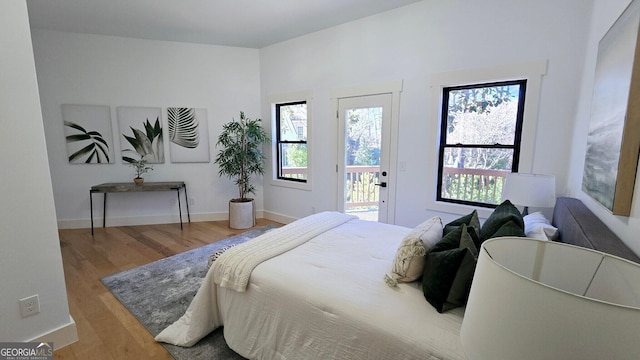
[279, 103, 307, 141]
[346, 106, 382, 166]
[445, 84, 521, 145]
[279, 143, 307, 180]
[440, 147, 513, 205]
[442, 147, 513, 170]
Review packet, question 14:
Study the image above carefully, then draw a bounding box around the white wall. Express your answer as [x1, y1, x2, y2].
[35, 0, 640, 258]
[0, 1, 76, 345]
[568, 0, 640, 255]
[260, 0, 593, 226]
[31, 30, 261, 228]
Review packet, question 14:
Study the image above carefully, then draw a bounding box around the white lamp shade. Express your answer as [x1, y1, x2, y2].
[501, 173, 556, 208]
[460, 237, 640, 360]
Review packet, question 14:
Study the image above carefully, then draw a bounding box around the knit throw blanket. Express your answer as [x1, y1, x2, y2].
[214, 211, 356, 292]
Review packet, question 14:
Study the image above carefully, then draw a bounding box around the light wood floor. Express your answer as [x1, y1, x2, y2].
[54, 219, 280, 360]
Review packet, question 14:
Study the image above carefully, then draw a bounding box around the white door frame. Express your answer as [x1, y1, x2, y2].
[331, 80, 402, 224]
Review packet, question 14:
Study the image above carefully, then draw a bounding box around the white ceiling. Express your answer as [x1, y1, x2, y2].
[26, 0, 422, 48]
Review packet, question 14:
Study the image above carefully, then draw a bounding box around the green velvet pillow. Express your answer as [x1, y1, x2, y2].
[432, 223, 465, 252]
[480, 200, 524, 241]
[422, 224, 478, 313]
[490, 219, 526, 238]
[465, 225, 481, 250]
[443, 210, 480, 237]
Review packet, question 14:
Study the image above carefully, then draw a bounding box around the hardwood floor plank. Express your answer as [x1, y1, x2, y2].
[97, 292, 160, 350]
[55, 220, 281, 359]
[117, 227, 177, 259]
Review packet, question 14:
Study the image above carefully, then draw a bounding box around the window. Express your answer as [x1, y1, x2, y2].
[437, 80, 526, 207]
[276, 101, 308, 182]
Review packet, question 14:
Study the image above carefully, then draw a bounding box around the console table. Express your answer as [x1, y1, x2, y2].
[90, 181, 190, 235]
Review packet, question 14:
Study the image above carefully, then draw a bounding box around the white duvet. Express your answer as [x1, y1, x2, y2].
[156, 213, 466, 360]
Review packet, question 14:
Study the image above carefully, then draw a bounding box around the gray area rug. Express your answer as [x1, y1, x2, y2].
[101, 225, 279, 360]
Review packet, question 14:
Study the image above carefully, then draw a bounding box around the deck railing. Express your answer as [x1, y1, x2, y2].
[282, 166, 509, 208]
[344, 165, 380, 209]
[280, 167, 308, 180]
[441, 167, 510, 204]
[282, 165, 381, 210]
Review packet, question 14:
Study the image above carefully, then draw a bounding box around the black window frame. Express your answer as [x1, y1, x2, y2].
[276, 101, 308, 183]
[436, 79, 527, 208]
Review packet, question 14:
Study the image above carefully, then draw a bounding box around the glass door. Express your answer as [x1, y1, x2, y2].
[337, 94, 392, 222]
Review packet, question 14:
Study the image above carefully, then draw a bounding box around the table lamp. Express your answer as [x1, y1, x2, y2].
[460, 237, 640, 360]
[501, 173, 555, 215]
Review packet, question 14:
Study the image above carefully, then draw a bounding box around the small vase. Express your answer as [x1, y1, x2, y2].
[133, 177, 144, 185]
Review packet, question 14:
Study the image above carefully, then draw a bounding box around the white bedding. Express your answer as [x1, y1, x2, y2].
[214, 211, 357, 292]
[157, 215, 466, 359]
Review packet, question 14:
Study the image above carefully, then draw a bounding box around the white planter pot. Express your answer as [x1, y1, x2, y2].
[229, 199, 255, 229]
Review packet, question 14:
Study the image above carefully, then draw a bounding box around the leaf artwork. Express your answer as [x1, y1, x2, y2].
[168, 107, 200, 149]
[64, 121, 110, 163]
[122, 117, 164, 163]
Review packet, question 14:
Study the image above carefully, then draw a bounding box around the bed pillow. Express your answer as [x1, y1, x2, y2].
[384, 217, 443, 287]
[409, 216, 444, 251]
[480, 200, 524, 241]
[465, 225, 481, 249]
[443, 210, 480, 238]
[526, 226, 551, 240]
[524, 212, 559, 240]
[422, 224, 478, 313]
[490, 219, 526, 238]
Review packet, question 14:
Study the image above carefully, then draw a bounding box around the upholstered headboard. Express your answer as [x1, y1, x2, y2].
[551, 197, 640, 263]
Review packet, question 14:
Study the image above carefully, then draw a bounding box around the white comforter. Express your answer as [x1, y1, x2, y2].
[157, 213, 466, 359]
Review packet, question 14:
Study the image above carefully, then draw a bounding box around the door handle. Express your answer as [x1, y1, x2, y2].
[375, 182, 387, 188]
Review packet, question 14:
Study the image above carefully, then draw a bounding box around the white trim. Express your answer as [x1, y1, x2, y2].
[267, 90, 313, 191]
[262, 210, 298, 224]
[57, 210, 266, 229]
[331, 80, 403, 224]
[426, 60, 548, 216]
[32, 315, 78, 350]
[388, 89, 402, 225]
[427, 200, 496, 221]
[270, 178, 311, 190]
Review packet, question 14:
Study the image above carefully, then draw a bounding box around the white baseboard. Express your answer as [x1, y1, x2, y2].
[58, 211, 266, 229]
[262, 210, 298, 224]
[33, 315, 78, 351]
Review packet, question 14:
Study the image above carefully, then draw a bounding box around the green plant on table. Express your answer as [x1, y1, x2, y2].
[130, 159, 153, 179]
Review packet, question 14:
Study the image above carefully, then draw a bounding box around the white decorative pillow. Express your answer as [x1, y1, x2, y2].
[384, 217, 443, 287]
[526, 226, 551, 240]
[414, 216, 444, 252]
[524, 212, 558, 240]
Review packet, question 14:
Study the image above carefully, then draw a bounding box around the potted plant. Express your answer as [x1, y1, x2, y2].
[130, 159, 153, 185]
[215, 111, 269, 229]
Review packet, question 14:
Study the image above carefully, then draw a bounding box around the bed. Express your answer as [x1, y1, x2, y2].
[156, 197, 639, 359]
